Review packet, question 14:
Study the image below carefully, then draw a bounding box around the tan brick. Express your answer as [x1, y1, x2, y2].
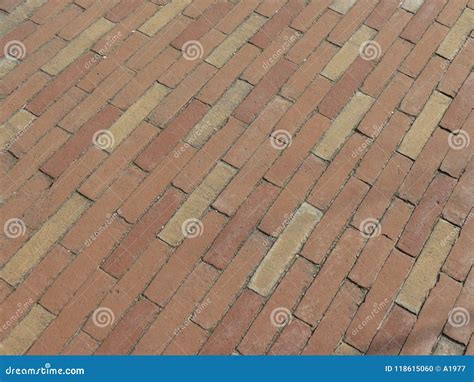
[401, 0, 424, 13]
[398, 91, 451, 160]
[396, 219, 459, 314]
[184, 80, 252, 147]
[0, 109, 35, 150]
[437, 8, 474, 60]
[139, 0, 192, 36]
[205, 14, 266, 68]
[0, 305, 54, 355]
[334, 342, 362, 355]
[107, 83, 169, 152]
[41, 18, 114, 75]
[0, 194, 88, 285]
[0, 0, 46, 36]
[322, 25, 376, 80]
[312, 92, 374, 160]
[434, 336, 465, 355]
[329, 0, 357, 14]
[248, 203, 323, 296]
[158, 162, 236, 246]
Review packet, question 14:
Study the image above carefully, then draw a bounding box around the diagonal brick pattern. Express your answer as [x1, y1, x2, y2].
[0, 0, 472, 355]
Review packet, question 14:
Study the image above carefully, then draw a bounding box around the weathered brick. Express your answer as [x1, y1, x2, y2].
[437, 8, 474, 59]
[139, 0, 192, 36]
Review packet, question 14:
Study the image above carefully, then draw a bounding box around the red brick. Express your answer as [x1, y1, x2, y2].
[61, 331, 99, 355]
[443, 160, 474, 225]
[297, 228, 366, 325]
[438, 38, 473, 96]
[367, 305, 416, 354]
[399, 128, 450, 204]
[234, 58, 297, 124]
[173, 117, 245, 193]
[145, 211, 226, 306]
[264, 114, 330, 187]
[397, 173, 456, 257]
[102, 187, 185, 278]
[303, 281, 364, 354]
[380, 198, 414, 241]
[401, 274, 462, 354]
[215, 0, 260, 34]
[440, 73, 474, 132]
[163, 322, 208, 355]
[200, 289, 264, 354]
[204, 181, 279, 269]
[290, 0, 332, 31]
[346, 250, 413, 352]
[238, 257, 316, 354]
[437, 0, 470, 26]
[365, 0, 401, 30]
[400, 22, 448, 77]
[401, 0, 448, 43]
[269, 319, 311, 355]
[302, 178, 369, 264]
[134, 263, 219, 354]
[105, 0, 144, 22]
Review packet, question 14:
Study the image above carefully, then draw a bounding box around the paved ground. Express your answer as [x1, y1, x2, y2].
[0, 0, 472, 356]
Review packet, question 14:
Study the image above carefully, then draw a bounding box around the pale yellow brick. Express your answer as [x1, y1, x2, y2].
[107, 83, 169, 152]
[139, 0, 192, 36]
[0, 194, 88, 285]
[434, 336, 465, 355]
[329, 0, 357, 14]
[398, 91, 451, 159]
[312, 92, 374, 160]
[206, 14, 266, 68]
[158, 162, 236, 246]
[248, 203, 323, 296]
[401, 0, 425, 13]
[184, 80, 252, 147]
[437, 8, 474, 60]
[396, 219, 459, 314]
[0, 0, 47, 35]
[0, 59, 17, 79]
[0, 109, 35, 149]
[335, 342, 362, 355]
[322, 25, 376, 80]
[42, 18, 114, 75]
[0, 305, 54, 355]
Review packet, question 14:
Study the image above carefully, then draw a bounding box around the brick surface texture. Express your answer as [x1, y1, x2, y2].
[0, 0, 472, 356]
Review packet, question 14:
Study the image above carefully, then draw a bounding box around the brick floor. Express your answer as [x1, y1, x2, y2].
[0, 0, 472, 355]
